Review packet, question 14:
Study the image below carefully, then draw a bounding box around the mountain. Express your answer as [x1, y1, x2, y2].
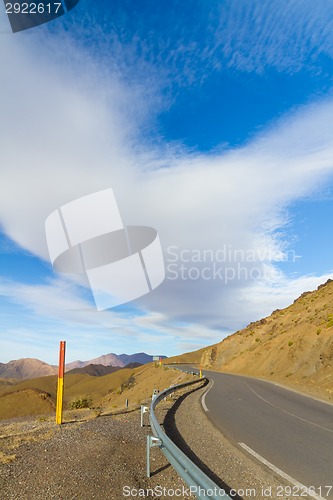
[201, 279, 333, 402]
[65, 352, 166, 371]
[65, 353, 123, 371]
[66, 364, 122, 376]
[0, 358, 57, 380]
[0, 353, 166, 380]
[66, 362, 143, 376]
[119, 353, 166, 365]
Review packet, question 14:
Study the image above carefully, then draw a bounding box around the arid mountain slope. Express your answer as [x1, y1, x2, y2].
[165, 346, 209, 365]
[0, 358, 57, 380]
[0, 363, 192, 420]
[65, 353, 124, 370]
[201, 279, 333, 401]
[66, 364, 122, 376]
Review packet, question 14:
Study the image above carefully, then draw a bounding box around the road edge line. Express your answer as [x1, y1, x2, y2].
[239, 442, 326, 500]
[201, 379, 214, 412]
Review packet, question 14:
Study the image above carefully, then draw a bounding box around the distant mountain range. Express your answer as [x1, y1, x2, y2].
[0, 353, 166, 380]
[66, 362, 142, 376]
[65, 352, 166, 371]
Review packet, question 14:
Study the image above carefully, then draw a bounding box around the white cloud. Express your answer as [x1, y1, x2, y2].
[208, 1, 333, 74]
[64, 1, 333, 84]
[0, 276, 223, 363]
[1, 12, 333, 361]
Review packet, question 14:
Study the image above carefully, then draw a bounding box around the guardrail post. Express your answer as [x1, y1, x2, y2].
[152, 389, 159, 401]
[146, 435, 162, 478]
[141, 405, 148, 427]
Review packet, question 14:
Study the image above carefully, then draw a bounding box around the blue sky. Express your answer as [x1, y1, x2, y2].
[1, 1, 333, 364]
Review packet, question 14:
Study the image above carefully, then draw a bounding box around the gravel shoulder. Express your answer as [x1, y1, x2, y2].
[0, 407, 186, 499]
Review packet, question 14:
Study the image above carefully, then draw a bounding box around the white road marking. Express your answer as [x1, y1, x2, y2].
[239, 443, 326, 500]
[245, 382, 333, 434]
[201, 379, 214, 412]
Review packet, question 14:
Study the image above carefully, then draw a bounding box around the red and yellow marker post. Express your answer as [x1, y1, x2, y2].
[56, 341, 66, 425]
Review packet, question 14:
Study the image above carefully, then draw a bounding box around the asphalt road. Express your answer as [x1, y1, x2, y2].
[198, 371, 333, 499]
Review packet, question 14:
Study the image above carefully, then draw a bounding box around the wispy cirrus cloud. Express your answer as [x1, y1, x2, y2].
[62, 0, 333, 87]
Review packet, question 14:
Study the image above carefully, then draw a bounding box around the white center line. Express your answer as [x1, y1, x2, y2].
[245, 383, 333, 434]
[239, 443, 326, 500]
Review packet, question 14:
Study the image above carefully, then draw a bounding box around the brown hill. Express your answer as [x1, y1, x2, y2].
[0, 363, 193, 420]
[0, 378, 16, 387]
[0, 358, 57, 380]
[0, 369, 137, 408]
[99, 364, 193, 412]
[165, 346, 211, 365]
[201, 279, 333, 402]
[66, 364, 122, 376]
[0, 388, 55, 419]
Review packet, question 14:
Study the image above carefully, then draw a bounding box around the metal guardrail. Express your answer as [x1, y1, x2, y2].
[148, 377, 232, 499]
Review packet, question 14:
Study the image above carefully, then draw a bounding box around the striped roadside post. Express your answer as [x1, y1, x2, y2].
[56, 341, 66, 425]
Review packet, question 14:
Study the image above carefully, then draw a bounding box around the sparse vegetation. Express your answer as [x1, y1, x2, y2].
[69, 396, 92, 409]
[0, 451, 16, 464]
[0, 421, 54, 464]
[326, 315, 333, 328]
[119, 374, 135, 393]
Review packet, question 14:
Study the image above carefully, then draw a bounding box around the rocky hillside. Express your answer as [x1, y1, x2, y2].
[201, 279, 333, 401]
[0, 358, 57, 380]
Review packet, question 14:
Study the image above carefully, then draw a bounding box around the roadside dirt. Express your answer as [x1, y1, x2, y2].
[0, 405, 186, 499]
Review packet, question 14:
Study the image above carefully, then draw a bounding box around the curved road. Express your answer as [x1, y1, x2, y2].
[199, 371, 333, 499]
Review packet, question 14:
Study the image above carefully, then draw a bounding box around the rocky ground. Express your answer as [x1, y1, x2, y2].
[0, 405, 186, 499]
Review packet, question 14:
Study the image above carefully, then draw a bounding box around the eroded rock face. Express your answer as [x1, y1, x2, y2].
[199, 279, 333, 402]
